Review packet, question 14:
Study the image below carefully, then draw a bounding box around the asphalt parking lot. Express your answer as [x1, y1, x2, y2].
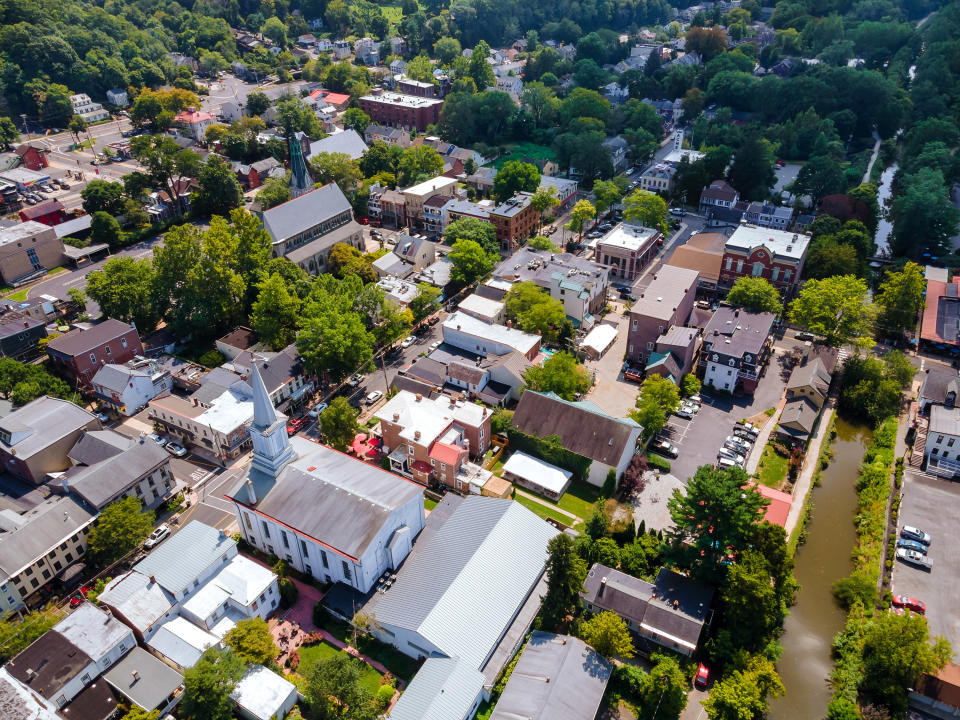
[658, 398, 750, 482]
[892, 470, 960, 652]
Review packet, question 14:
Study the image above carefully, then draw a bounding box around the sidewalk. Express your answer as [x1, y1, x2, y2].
[513, 488, 579, 521]
[745, 395, 787, 475]
[784, 400, 836, 536]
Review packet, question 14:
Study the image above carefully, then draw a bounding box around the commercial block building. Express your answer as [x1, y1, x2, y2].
[719, 224, 811, 294]
[358, 92, 443, 131]
[627, 265, 699, 363]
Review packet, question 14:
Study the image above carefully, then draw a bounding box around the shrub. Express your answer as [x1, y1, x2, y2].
[601, 468, 616, 498]
[833, 572, 877, 609]
[198, 349, 226, 368]
[272, 559, 289, 577]
[645, 453, 671, 472]
[312, 601, 325, 628]
[376, 684, 395, 709]
[279, 577, 298, 608]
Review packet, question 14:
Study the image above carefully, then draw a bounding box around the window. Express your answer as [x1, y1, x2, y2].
[305, 564, 312, 576]
[30, 578, 38, 589]
[245, 514, 252, 530]
[784, 269, 792, 282]
[342, 561, 352, 581]
[771, 267, 780, 282]
[193, 579, 199, 588]
[90, 353, 97, 363]
[937, 435, 944, 444]
[408, 445, 414, 455]
[944, 452, 951, 460]
[54, 561, 62, 571]
[646, 342, 654, 351]
[632, 319, 637, 330]
[281, 531, 290, 549]
[320, 550, 329, 568]
[105, 347, 112, 357]
[65, 553, 73, 563]
[441, 463, 446, 471]
[725, 257, 732, 270]
[949, 438, 955, 448]
[752, 262, 764, 277]
[932, 448, 939, 456]
[252, 601, 258, 610]
[57, 696, 66, 708]
[42, 569, 50, 580]
[480, 428, 484, 439]
[300, 540, 309, 555]
[262, 521, 270, 537]
[736, 260, 743, 273]
[121, 337, 128, 349]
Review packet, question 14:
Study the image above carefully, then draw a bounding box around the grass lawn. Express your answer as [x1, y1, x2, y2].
[514, 494, 579, 527]
[492, 142, 556, 170]
[298, 642, 383, 695]
[757, 443, 790, 489]
[6, 289, 28, 302]
[556, 481, 602, 519]
[47, 267, 67, 276]
[424, 497, 438, 511]
[318, 614, 421, 681]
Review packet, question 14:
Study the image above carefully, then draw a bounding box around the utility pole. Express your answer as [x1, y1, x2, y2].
[20, 114, 29, 138]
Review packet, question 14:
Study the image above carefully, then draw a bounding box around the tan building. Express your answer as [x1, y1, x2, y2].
[666, 232, 726, 291]
[402, 176, 458, 228]
[0, 222, 66, 285]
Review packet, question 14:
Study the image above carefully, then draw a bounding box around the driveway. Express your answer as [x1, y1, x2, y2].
[893, 469, 960, 653]
[583, 312, 639, 418]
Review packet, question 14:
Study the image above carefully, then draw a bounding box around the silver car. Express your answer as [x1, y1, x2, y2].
[717, 446, 745, 464]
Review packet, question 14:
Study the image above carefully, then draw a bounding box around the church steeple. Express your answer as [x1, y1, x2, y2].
[289, 133, 312, 199]
[248, 362, 296, 478]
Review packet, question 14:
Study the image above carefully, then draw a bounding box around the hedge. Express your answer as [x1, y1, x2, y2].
[644, 453, 671, 472]
[506, 428, 591, 481]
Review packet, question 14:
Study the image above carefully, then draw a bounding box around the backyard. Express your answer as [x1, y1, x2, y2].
[317, 612, 421, 682]
[298, 641, 383, 695]
[756, 442, 790, 490]
[491, 142, 556, 170]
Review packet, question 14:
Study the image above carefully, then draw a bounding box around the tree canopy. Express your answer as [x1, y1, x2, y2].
[524, 351, 591, 400]
[87, 496, 154, 565]
[788, 275, 877, 348]
[725, 277, 783, 314]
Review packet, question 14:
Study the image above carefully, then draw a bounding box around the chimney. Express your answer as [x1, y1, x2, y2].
[149, 575, 156, 585]
[393, 412, 400, 422]
[414, 430, 421, 440]
[415, 394, 423, 402]
[245, 478, 256, 504]
[22, 321, 28, 328]
[734, 309, 740, 317]
[598, 577, 607, 597]
[131, 670, 139, 682]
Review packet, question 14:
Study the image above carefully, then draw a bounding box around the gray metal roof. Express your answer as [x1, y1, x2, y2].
[261, 184, 352, 244]
[308, 129, 369, 160]
[67, 430, 133, 466]
[103, 647, 183, 711]
[92, 364, 147, 393]
[229, 438, 423, 560]
[284, 220, 364, 264]
[53, 602, 133, 663]
[0, 396, 97, 461]
[134, 521, 234, 597]
[96, 571, 175, 632]
[388, 657, 484, 720]
[0, 497, 95, 580]
[489, 632, 611, 720]
[65, 437, 170, 509]
[930, 405, 960, 437]
[366, 497, 556, 670]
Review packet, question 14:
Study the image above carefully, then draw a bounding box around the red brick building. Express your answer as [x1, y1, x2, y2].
[719, 225, 812, 294]
[358, 92, 443, 131]
[490, 192, 539, 252]
[46, 319, 144, 390]
[19, 199, 67, 227]
[14, 143, 49, 171]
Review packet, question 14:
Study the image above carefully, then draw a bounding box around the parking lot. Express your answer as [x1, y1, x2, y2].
[892, 469, 960, 652]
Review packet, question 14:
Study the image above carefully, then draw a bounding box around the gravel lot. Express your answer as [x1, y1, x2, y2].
[893, 469, 960, 652]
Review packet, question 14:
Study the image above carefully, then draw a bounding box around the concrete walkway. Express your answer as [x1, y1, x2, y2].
[862, 130, 883, 183]
[514, 487, 580, 521]
[745, 396, 787, 475]
[784, 400, 836, 536]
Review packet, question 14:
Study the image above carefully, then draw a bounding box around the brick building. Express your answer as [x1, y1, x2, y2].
[626, 265, 699, 363]
[358, 92, 443, 131]
[595, 224, 661, 281]
[490, 192, 538, 252]
[46, 319, 144, 390]
[14, 143, 50, 171]
[719, 224, 811, 294]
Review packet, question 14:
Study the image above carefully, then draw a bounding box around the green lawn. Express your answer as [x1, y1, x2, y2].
[514, 494, 579, 527]
[298, 642, 383, 694]
[556, 482, 602, 519]
[492, 142, 557, 170]
[6, 289, 27, 302]
[47, 267, 67, 276]
[757, 443, 789, 489]
[317, 614, 421, 681]
[424, 497, 438, 511]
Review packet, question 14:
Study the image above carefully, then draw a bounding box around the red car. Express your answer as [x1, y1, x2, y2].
[776, 160, 786, 167]
[286, 416, 309, 436]
[69, 585, 92, 608]
[892, 595, 926, 613]
[694, 663, 710, 688]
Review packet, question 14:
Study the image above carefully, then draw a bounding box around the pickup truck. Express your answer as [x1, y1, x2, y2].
[623, 368, 644, 383]
[896, 548, 933, 570]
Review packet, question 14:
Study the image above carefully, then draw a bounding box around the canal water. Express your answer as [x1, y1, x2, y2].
[769, 418, 872, 720]
[874, 163, 898, 256]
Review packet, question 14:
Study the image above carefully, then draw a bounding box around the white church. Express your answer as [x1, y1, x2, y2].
[226, 363, 425, 593]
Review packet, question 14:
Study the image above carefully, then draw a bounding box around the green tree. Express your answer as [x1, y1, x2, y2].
[194, 155, 243, 217]
[592, 179, 624, 217]
[875, 261, 926, 337]
[119, 709, 159, 720]
[567, 199, 596, 242]
[639, 654, 689, 720]
[297, 295, 374, 381]
[250, 273, 301, 350]
[726, 277, 783, 314]
[448, 239, 495, 285]
[258, 175, 291, 209]
[396, 145, 444, 186]
[794, 155, 846, 203]
[445, 217, 500, 256]
[342, 108, 371, 134]
[728, 135, 776, 201]
[839, 352, 913, 423]
[632, 375, 681, 440]
[68, 114, 88, 145]
[666, 465, 768, 582]
[542, 533, 588, 627]
[493, 160, 541, 203]
[223, 618, 275, 665]
[81, 180, 126, 215]
[524, 351, 591, 400]
[409, 283, 441, 321]
[620, 534, 663, 579]
[681, 373, 701, 397]
[277, 97, 322, 138]
[90, 211, 123, 249]
[130, 135, 201, 216]
[789, 275, 877, 348]
[623, 190, 668, 233]
[580, 611, 635, 659]
[304, 652, 378, 720]
[181, 648, 245, 720]
[434, 37, 463, 66]
[327, 242, 376, 284]
[310, 152, 362, 193]
[85, 257, 160, 332]
[528, 235, 560, 251]
[262, 16, 289, 47]
[504, 281, 572, 341]
[0, 116, 20, 149]
[406, 55, 436, 84]
[468, 40, 495, 90]
[892, 169, 960, 256]
[319, 396, 360, 451]
[716, 550, 785, 655]
[703, 654, 784, 720]
[805, 241, 864, 280]
[860, 611, 952, 715]
[0, 607, 60, 663]
[246, 91, 271, 117]
[530, 185, 560, 232]
[87, 496, 155, 565]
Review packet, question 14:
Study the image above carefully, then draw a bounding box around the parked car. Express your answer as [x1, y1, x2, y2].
[652, 439, 679, 458]
[365, 390, 384, 405]
[717, 446, 745, 464]
[69, 585, 92, 608]
[286, 416, 309, 435]
[680, 401, 699, 414]
[429, 340, 442, 351]
[24, 196, 37, 205]
[144, 524, 171, 549]
[95, 411, 110, 423]
[148, 433, 168, 447]
[309, 403, 329, 419]
[675, 406, 695, 420]
[347, 373, 365, 387]
[901, 525, 932, 545]
[896, 548, 933, 569]
[724, 438, 751, 455]
[725, 435, 752, 453]
[892, 595, 926, 613]
[716, 456, 740, 469]
[796, 331, 816, 341]
[59, 180, 71, 189]
[695, 663, 710, 689]
[165, 442, 188, 457]
[401, 335, 417, 349]
[897, 538, 928, 554]
[686, 394, 702, 405]
[734, 422, 760, 439]
[669, 208, 685, 216]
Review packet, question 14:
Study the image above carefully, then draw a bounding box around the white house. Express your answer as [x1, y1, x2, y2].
[442, 311, 541, 361]
[227, 363, 425, 594]
[52, 602, 135, 674]
[180, 554, 279, 634]
[93, 358, 172, 416]
[231, 665, 298, 720]
[70, 94, 110, 122]
[926, 405, 960, 478]
[106, 89, 129, 107]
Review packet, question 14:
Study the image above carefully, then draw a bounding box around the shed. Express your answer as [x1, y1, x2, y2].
[579, 323, 618, 359]
[501, 451, 573, 501]
[230, 665, 297, 720]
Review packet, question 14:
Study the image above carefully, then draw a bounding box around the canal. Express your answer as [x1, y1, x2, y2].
[769, 418, 872, 720]
[874, 163, 898, 256]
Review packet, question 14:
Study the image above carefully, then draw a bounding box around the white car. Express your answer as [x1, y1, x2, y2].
[148, 433, 168, 447]
[144, 524, 171, 549]
[724, 435, 752, 454]
[717, 446, 745, 464]
[401, 336, 417, 349]
[680, 401, 699, 414]
[429, 340, 442, 351]
[165, 442, 188, 457]
[365, 390, 383, 405]
[309, 402, 329, 419]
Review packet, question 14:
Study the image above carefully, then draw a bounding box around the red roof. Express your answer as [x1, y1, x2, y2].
[20, 199, 64, 219]
[753, 482, 791, 527]
[174, 109, 214, 125]
[411, 460, 432, 474]
[315, 91, 350, 107]
[921, 277, 960, 345]
[429, 441, 465, 466]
